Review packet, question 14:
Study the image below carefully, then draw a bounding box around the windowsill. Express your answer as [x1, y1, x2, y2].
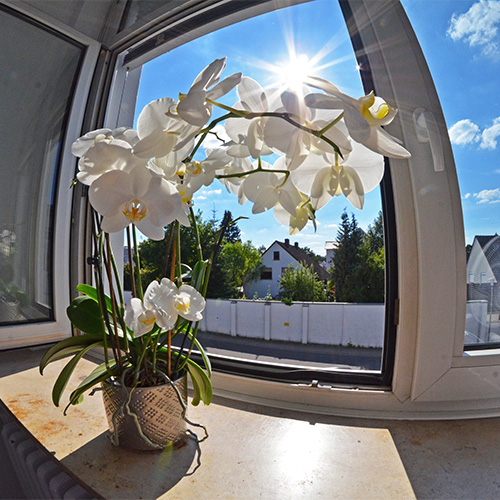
[4, 346, 500, 499]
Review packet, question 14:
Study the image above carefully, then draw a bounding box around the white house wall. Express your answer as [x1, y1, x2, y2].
[244, 242, 307, 299]
[467, 241, 496, 284]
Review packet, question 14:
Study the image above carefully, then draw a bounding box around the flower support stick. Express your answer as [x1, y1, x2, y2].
[131, 225, 144, 300]
[126, 227, 137, 299]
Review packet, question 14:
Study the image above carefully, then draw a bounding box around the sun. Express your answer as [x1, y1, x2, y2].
[278, 54, 316, 89]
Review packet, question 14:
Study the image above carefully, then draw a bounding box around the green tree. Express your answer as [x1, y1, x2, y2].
[330, 209, 364, 302]
[278, 263, 326, 302]
[302, 246, 326, 265]
[218, 240, 263, 296]
[221, 210, 241, 243]
[128, 210, 244, 298]
[354, 211, 385, 303]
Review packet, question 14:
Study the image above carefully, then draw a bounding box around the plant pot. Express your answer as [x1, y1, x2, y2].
[0, 300, 19, 322]
[101, 373, 187, 451]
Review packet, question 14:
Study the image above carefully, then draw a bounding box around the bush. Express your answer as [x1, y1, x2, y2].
[278, 263, 326, 302]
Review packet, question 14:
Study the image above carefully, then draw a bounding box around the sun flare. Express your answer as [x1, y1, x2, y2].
[278, 54, 316, 89]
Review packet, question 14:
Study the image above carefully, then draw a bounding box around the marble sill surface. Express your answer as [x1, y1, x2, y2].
[2, 346, 500, 499]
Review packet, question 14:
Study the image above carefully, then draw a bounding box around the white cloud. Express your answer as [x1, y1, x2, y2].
[473, 188, 500, 204]
[463, 192, 472, 199]
[480, 117, 500, 149]
[201, 124, 230, 150]
[201, 188, 222, 196]
[447, 1, 500, 57]
[449, 117, 500, 150]
[448, 119, 481, 145]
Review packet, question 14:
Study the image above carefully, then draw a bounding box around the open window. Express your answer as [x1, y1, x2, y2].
[5, 0, 500, 417]
[101, 0, 398, 389]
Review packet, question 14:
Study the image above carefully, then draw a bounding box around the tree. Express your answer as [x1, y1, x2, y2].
[217, 240, 263, 295]
[279, 263, 326, 302]
[301, 246, 326, 265]
[330, 209, 364, 302]
[129, 210, 244, 298]
[221, 210, 241, 243]
[353, 211, 385, 303]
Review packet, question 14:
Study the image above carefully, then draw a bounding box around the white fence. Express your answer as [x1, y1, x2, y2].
[198, 299, 385, 348]
[125, 294, 491, 347]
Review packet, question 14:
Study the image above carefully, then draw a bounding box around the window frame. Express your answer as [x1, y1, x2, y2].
[0, 1, 101, 349]
[82, 0, 500, 417]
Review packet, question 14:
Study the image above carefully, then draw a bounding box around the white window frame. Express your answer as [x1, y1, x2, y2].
[0, 1, 101, 349]
[65, 0, 500, 418]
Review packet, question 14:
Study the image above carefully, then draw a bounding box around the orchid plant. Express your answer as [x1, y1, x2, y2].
[40, 58, 409, 413]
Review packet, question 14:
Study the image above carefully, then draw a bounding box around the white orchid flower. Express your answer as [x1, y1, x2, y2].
[240, 157, 302, 217]
[160, 149, 229, 206]
[170, 283, 206, 322]
[77, 139, 147, 186]
[216, 156, 253, 198]
[89, 165, 189, 240]
[177, 58, 242, 127]
[124, 297, 157, 338]
[71, 127, 139, 157]
[145, 278, 206, 328]
[291, 142, 384, 210]
[273, 193, 315, 235]
[143, 279, 178, 330]
[133, 98, 199, 159]
[149, 138, 196, 180]
[225, 77, 275, 159]
[264, 89, 352, 170]
[304, 76, 410, 159]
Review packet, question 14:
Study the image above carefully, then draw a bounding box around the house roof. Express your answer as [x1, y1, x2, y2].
[269, 239, 330, 281]
[325, 241, 338, 251]
[469, 234, 500, 282]
[474, 235, 499, 250]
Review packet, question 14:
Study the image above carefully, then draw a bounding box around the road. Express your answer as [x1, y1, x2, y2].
[194, 331, 383, 371]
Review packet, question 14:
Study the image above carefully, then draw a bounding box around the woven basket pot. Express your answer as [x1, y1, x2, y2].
[101, 373, 187, 451]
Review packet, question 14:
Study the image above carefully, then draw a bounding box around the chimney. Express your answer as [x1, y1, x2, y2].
[284, 238, 289, 246]
[294, 242, 299, 248]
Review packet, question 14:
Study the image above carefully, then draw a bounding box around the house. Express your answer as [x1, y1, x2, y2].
[324, 240, 338, 270]
[244, 238, 329, 298]
[467, 235, 500, 307]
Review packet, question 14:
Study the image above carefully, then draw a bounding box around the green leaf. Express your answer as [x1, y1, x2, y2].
[154, 349, 212, 405]
[67, 296, 105, 336]
[191, 260, 209, 292]
[52, 341, 103, 407]
[184, 358, 213, 406]
[39, 333, 102, 375]
[65, 360, 118, 413]
[76, 283, 99, 301]
[187, 334, 212, 377]
[76, 283, 115, 314]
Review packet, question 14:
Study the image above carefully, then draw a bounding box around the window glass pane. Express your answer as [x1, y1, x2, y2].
[0, 7, 83, 324]
[401, 0, 500, 349]
[119, 0, 173, 31]
[130, 0, 388, 374]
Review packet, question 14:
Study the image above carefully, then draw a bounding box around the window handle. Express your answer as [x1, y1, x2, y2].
[413, 108, 445, 172]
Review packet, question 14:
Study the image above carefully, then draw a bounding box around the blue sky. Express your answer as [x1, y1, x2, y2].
[135, 0, 500, 251]
[402, 0, 500, 244]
